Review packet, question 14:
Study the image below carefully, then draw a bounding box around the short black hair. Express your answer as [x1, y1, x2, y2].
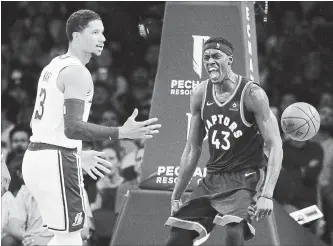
[9, 124, 32, 143]
[204, 37, 234, 53]
[102, 143, 123, 161]
[66, 9, 101, 42]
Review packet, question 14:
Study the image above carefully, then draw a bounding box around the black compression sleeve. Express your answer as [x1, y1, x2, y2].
[63, 99, 119, 141]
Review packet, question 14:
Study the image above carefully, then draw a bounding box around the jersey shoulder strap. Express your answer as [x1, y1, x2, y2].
[201, 79, 210, 119]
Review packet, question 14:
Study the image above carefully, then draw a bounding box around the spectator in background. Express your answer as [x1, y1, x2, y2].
[6, 125, 31, 163]
[17, 105, 35, 126]
[300, 52, 325, 104]
[130, 66, 153, 121]
[2, 153, 11, 197]
[275, 136, 324, 233]
[278, 92, 297, 138]
[100, 109, 119, 127]
[279, 92, 297, 117]
[312, 105, 333, 245]
[321, 159, 333, 246]
[144, 44, 160, 85]
[134, 147, 144, 177]
[115, 146, 144, 214]
[91, 145, 124, 212]
[313, 105, 333, 189]
[1, 94, 21, 148]
[318, 92, 333, 108]
[2, 162, 54, 246]
[6, 70, 31, 109]
[90, 82, 112, 123]
[6, 125, 31, 195]
[2, 191, 17, 245]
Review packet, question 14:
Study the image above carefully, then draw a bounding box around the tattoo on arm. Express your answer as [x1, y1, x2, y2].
[247, 84, 283, 197]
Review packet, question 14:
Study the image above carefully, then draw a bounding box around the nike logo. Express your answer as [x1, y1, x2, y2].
[245, 172, 256, 177]
[206, 101, 214, 106]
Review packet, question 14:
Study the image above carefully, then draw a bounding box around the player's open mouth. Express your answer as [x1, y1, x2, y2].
[96, 45, 104, 49]
[208, 66, 218, 72]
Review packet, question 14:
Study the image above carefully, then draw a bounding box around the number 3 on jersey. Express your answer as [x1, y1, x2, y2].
[212, 130, 230, 150]
[34, 88, 47, 120]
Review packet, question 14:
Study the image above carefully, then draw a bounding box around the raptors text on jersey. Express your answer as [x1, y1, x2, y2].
[201, 76, 266, 173]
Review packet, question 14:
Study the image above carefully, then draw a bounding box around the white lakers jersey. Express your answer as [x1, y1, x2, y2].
[30, 55, 93, 149]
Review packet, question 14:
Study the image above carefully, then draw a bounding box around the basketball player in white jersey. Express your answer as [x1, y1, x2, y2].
[22, 9, 161, 246]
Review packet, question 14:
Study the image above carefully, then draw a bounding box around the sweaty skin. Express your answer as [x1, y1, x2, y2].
[244, 83, 283, 216]
[171, 80, 283, 206]
[171, 81, 207, 200]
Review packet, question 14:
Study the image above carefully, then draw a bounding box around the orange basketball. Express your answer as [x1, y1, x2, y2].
[281, 102, 320, 141]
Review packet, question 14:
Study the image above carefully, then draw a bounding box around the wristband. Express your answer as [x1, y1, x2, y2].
[259, 195, 272, 200]
[108, 127, 119, 140]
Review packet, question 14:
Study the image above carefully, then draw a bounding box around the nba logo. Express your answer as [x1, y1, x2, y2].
[192, 35, 210, 79]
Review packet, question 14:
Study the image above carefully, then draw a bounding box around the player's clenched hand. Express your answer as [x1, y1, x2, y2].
[254, 196, 273, 221]
[22, 235, 35, 246]
[22, 234, 44, 246]
[171, 199, 183, 216]
[119, 108, 161, 139]
[79, 150, 112, 180]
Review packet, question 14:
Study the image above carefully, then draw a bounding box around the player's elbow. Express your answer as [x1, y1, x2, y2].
[266, 138, 283, 156]
[266, 135, 283, 151]
[64, 126, 76, 139]
[64, 118, 79, 139]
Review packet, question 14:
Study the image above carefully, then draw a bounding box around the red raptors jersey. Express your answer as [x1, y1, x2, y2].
[201, 76, 266, 173]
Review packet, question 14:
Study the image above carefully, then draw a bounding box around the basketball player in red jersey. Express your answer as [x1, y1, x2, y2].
[22, 10, 161, 246]
[164, 37, 283, 246]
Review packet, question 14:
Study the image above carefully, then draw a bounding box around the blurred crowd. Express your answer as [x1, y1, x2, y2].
[1, 2, 333, 246]
[256, 3, 333, 245]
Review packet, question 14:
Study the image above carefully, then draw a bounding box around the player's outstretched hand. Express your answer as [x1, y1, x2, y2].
[119, 109, 162, 140]
[79, 150, 112, 180]
[171, 199, 183, 216]
[253, 196, 273, 221]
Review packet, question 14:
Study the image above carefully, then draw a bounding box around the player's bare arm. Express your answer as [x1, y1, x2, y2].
[245, 83, 283, 220]
[59, 65, 161, 141]
[171, 82, 207, 207]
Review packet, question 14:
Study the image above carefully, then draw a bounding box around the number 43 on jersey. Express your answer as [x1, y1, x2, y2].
[186, 113, 231, 150]
[212, 130, 230, 150]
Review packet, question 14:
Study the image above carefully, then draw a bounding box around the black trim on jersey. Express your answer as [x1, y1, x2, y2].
[240, 80, 257, 127]
[201, 80, 209, 120]
[212, 75, 242, 107]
